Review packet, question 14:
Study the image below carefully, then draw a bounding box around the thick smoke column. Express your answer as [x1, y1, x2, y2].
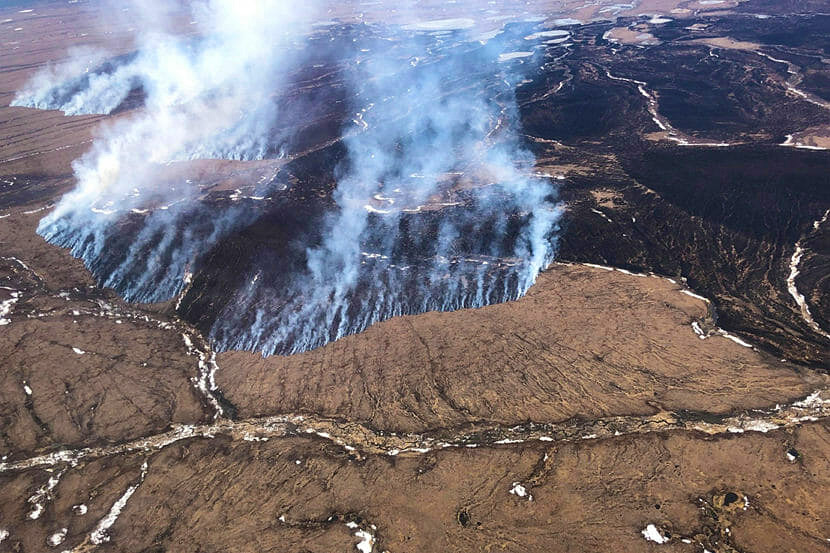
[15, 2, 562, 355]
[15, 0, 319, 301]
[209, 24, 562, 354]
[15, 1, 310, 158]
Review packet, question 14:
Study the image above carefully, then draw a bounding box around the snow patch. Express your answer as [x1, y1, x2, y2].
[402, 18, 474, 31]
[590, 208, 612, 223]
[498, 51, 534, 62]
[786, 211, 830, 339]
[554, 18, 582, 25]
[355, 530, 374, 553]
[509, 482, 533, 500]
[90, 460, 148, 544]
[793, 391, 829, 410]
[641, 523, 669, 544]
[182, 333, 225, 419]
[743, 421, 780, 433]
[681, 289, 709, 302]
[720, 332, 753, 348]
[47, 528, 67, 547]
[344, 521, 376, 553]
[525, 30, 569, 40]
[27, 470, 65, 520]
[0, 290, 20, 325]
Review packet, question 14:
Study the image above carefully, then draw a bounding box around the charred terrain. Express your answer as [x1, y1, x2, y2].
[1, 0, 829, 552]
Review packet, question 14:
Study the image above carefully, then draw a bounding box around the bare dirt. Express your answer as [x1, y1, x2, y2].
[0, 1, 829, 553]
[216, 263, 823, 433]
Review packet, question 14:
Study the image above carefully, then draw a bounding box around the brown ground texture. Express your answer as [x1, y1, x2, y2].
[216, 264, 822, 433]
[0, 1, 829, 553]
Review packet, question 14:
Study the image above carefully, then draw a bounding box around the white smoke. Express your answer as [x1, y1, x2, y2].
[208, 22, 562, 354]
[18, 0, 320, 301]
[15, 2, 563, 354]
[15, 0, 316, 161]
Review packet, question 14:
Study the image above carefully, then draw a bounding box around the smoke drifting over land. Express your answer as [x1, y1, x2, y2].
[14, 1, 562, 355]
[14, 0, 319, 303]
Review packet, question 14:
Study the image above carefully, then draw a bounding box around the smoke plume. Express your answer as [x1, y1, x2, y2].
[14, 0, 320, 303]
[14, 1, 563, 355]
